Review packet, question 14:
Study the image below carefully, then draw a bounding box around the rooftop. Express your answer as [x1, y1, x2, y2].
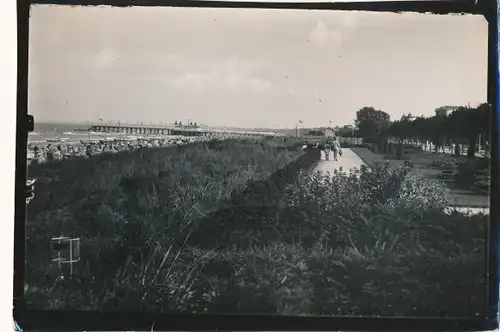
[439, 105, 461, 111]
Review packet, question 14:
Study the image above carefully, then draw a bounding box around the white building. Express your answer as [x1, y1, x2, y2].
[323, 127, 335, 137]
[435, 105, 459, 117]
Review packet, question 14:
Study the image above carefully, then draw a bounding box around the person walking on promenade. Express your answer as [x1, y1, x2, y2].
[324, 138, 332, 160]
[332, 136, 341, 162]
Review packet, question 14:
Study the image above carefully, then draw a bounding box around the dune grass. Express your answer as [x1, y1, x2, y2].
[24, 139, 307, 308]
[24, 139, 487, 318]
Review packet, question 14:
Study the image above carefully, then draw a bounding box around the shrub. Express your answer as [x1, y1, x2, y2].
[283, 162, 449, 250]
[429, 159, 456, 169]
[25, 146, 486, 317]
[277, 162, 484, 316]
[455, 157, 490, 186]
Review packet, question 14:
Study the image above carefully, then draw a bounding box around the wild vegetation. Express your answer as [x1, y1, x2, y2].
[24, 138, 486, 317]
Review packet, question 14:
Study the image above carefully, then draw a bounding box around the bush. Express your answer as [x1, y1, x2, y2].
[283, 162, 448, 249]
[198, 163, 483, 317]
[25, 147, 486, 317]
[429, 159, 457, 169]
[455, 157, 490, 186]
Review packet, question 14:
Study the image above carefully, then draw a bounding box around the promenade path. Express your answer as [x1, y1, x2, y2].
[314, 148, 365, 174]
[314, 148, 489, 215]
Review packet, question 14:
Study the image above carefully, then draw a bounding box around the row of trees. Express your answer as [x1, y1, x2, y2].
[354, 104, 492, 158]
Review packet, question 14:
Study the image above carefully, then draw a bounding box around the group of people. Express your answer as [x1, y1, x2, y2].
[27, 133, 288, 165]
[27, 133, 343, 166]
[320, 136, 342, 161]
[302, 137, 342, 161]
[27, 136, 213, 165]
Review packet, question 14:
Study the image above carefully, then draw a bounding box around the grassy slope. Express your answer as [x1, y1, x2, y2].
[24, 141, 487, 318]
[24, 139, 308, 308]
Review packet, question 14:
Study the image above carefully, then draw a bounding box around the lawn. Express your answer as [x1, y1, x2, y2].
[24, 139, 487, 318]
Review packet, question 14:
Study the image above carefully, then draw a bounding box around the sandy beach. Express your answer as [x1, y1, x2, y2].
[27, 132, 257, 164]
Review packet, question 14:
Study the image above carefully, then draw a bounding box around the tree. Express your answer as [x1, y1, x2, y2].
[476, 103, 492, 155]
[429, 114, 447, 153]
[448, 107, 470, 156]
[389, 114, 414, 141]
[355, 107, 391, 140]
[411, 116, 429, 150]
[174, 121, 178, 125]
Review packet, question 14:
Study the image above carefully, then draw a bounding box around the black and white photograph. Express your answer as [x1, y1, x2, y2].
[24, 4, 491, 317]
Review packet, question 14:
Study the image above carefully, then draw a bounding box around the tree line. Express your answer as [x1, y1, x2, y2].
[354, 104, 491, 158]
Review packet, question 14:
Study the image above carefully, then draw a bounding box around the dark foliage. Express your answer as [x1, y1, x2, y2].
[24, 142, 486, 317]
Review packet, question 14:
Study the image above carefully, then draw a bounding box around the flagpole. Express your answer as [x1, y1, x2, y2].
[296, 120, 302, 138]
[99, 118, 106, 141]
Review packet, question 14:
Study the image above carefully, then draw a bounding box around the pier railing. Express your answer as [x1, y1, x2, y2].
[87, 123, 288, 138]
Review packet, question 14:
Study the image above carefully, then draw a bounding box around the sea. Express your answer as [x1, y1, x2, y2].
[28, 122, 153, 146]
[27, 122, 286, 147]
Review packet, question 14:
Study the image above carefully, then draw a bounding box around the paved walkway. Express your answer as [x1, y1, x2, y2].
[314, 148, 365, 174]
[444, 206, 490, 215]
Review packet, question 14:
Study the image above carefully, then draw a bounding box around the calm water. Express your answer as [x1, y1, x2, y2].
[28, 122, 153, 146]
[28, 122, 285, 146]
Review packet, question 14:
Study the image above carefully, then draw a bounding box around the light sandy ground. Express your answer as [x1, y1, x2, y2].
[444, 206, 490, 215]
[314, 148, 490, 215]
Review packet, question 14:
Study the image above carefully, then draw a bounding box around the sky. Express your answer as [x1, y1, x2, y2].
[28, 5, 488, 129]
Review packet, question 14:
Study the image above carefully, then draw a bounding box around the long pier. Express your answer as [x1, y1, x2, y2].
[87, 123, 285, 138]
